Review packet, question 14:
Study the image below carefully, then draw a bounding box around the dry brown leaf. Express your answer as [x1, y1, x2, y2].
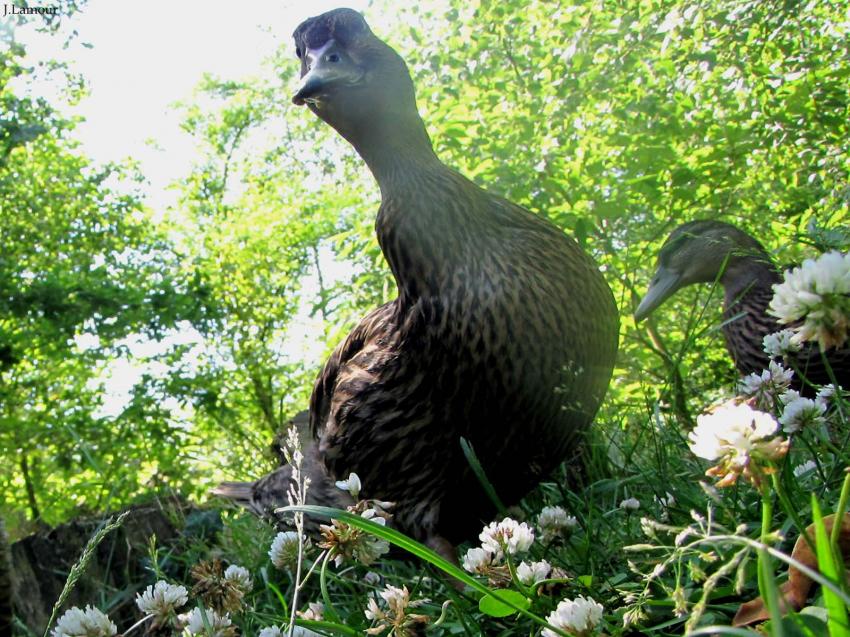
[732, 512, 850, 626]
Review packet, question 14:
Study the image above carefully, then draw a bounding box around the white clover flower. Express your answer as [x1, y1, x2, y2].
[365, 585, 429, 634]
[135, 580, 188, 622]
[619, 498, 640, 511]
[689, 401, 779, 462]
[462, 546, 494, 574]
[780, 388, 801, 405]
[360, 508, 387, 525]
[269, 531, 300, 569]
[223, 564, 253, 592]
[185, 608, 232, 637]
[779, 395, 826, 433]
[538, 505, 578, 542]
[363, 571, 381, 586]
[689, 399, 788, 487]
[335, 472, 361, 498]
[290, 629, 324, 637]
[793, 459, 817, 478]
[479, 518, 535, 557]
[738, 360, 794, 408]
[769, 251, 850, 350]
[542, 595, 604, 637]
[258, 627, 283, 637]
[763, 329, 801, 358]
[352, 534, 390, 567]
[297, 601, 325, 621]
[52, 606, 117, 637]
[516, 559, 552, 585]
[816, 384, 841, 409]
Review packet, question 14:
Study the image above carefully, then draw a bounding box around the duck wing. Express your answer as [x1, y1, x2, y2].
[309, 300, 399, 441]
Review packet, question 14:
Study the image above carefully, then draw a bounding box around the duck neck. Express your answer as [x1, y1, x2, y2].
[721, 256, 781, 310]
[349, 113, 444, 195]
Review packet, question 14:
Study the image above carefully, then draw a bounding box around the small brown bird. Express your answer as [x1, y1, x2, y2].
[217, 8, 618, 556]
[635, 220, 849, 389]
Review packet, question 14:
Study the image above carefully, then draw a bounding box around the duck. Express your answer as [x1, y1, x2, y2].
[0, 519, 12, 637]
[217, 8, 619, 556]
[635, 220, 849, 389]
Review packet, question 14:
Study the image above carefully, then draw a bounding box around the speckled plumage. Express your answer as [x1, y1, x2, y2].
[636, 220, 849, 390]
[217, 8, 618, 550]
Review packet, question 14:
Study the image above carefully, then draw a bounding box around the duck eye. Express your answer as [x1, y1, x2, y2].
[327, 53, 340, 63]
[295, 47, 302, 59]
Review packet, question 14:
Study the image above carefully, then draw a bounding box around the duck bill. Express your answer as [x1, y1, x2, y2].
[292, 40, 360, 105]
[634, 265, 682, 322]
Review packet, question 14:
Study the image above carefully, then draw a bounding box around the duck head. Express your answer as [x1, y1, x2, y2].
[635, 220, 775, 321]
[292, 8, 424, 155]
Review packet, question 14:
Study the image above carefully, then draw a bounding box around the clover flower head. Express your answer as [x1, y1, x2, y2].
[769, 251, 850, 350]
[135, 580, 188, 624]
[793, 459, 817, 478]
[779, 395, 827, 433]
[816, 383, 841, 408]
[479, 518, 535, 557]
[258, 627, 283, 637]
[538, 505, 578, 542]
[335, 472, 361, 498]
[363, 571, 381, 586]
[319, 517, 389, 567]
[462, 546, 495, 574]
[269, 531, 300, 569]
[364, 584, 429, 635]
[762, 329, 801, 358]
[297, 601, 325, 621]
[223, 565, 252, 592]
[542, 595, 604, 637]
[780, 388, 801, 405]
[689, 399, 788, 487]
[52, 606, 117, 637]
[516, 559, 552, 585]
[184, 608, 234, 637]
[190, 558, 247, 614]
[619, 497, 640, 511]
[738, 360, 794, 408]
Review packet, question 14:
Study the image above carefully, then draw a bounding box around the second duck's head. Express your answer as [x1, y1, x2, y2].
[635, 220, 775, 321]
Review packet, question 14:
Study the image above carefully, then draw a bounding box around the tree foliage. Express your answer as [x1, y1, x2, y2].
[0, 38, 211, 532]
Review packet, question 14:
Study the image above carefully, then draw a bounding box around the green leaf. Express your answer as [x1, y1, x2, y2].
[479, 590, 530, 617]
[810, 497, 850, 637]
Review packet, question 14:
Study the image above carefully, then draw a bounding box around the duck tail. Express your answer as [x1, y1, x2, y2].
[210, 482, 263, 516]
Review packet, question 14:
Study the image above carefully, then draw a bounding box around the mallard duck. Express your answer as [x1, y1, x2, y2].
[635, 220, 849, 388]
[218, 8, 618, 555]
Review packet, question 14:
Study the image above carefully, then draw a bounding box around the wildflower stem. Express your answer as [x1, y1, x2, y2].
[770, 473, 814, 553]
[756, 489, 784, 636]
[432, 600, 452, 627]
[299, 550, 326, 587]
[318, 548, 341, 624]
[504, 553, 530, 597]
[119, 614, 152, 637]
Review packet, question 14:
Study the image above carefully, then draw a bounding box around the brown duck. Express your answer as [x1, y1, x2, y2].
[217, 8, 618, 555]
[635, 220, 849, 389]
